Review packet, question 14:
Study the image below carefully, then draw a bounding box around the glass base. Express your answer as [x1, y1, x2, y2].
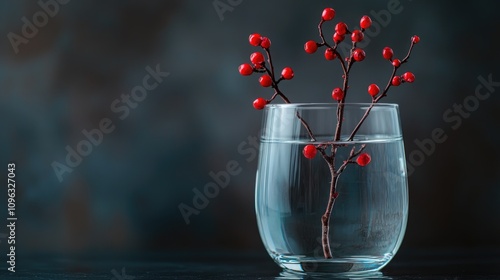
[273, 253, 393, 277]
[278, 270, 389, 279]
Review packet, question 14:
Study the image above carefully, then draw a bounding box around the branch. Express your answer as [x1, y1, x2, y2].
[335, 144, 366, 176]
[297, 112, 316, 142]
[263, 49, 291, 104]
[334, 41, 356, 141]
[347, 38, 417, 141]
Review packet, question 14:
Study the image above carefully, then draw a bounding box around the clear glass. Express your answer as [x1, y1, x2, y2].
[255, 103, 408, 276]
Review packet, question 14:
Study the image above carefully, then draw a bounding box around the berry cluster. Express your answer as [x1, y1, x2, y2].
[239, 13, 419, 118]
[301, 11, 418, 102]
[238, 7, 419, 259]
[238, 33, 295, 110]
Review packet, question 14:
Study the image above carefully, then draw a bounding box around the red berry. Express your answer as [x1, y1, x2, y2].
[238, 63, 253, 76]
[368, 84, 380, 97]
[360, 15, 372, 29]
[352, 48, 366, 62]
[260, 37, 271, 48]
[351, 30, 364, 42]
[259, 75, 272, 87]
[333, 32, 345, 44]
[335, 22, 348, 36]
[403, 72, 415, 83]
[324, 48, 336, 60]
[281, 67, 294, 80]
[382, 47, 393, 60]
[303, 144, 317, 159]
[253, 98, 267, 110]
[392, 76, 402, 86]
[249, 33, 262, 47]
[322, 8, 335, 21]
[412, 35, 420, 44]
[332, 87, 344, 101]
[250, 52, 265, 65]
[392, 59, 401, 67]
[333, 192, 339, 199]
[304, 40, 318, 54]
[356, 153, 371, 166]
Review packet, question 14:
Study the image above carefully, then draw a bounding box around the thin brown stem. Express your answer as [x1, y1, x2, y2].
[317, 146, 331, 163]
[401, 41, 416, 65]
[317, 18, 347, 74]
[263, 48, 316, 141]
[347, 101, 376, 142]
[321, 167, 338, 259]
[320, 28, 362, 260]
[335, 145, 366, 175]
[263, 48, 291, 104]
[317, 20, 328, 46]
[334, 42, 356, 141]
[320, 143, 365, 259]
[267, 89, 290, 104]
[297, 113, 316, 142]
[264, 47, 276, 82]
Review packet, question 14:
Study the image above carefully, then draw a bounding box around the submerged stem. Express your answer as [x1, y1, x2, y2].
[321, 166, 338, 259]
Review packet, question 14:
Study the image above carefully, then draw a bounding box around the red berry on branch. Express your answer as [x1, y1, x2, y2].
[392, 76, 402, 86]
[324, 48, 337, 60]
[356, 153, 371, 166]
[392, 59, 401, 67]
[260, 37, 271, 49]
[238, 63, 253, 76]
[249, 33, 262, 47]
[412, 35, 420, 44]
[253, 97, 267, 110]
[352, 48, 366, 62]
[250, 52, 265, 65]
[351, 30, 364, 42]
[304, 40, 318, 54]
[335, 22, 348, 36]
[281, 67, 294, 80]
[332, 87, 344, 101]
[333, 32, 345, 44]
[260, 37, 271, 48]
[368, 84, 380, 97]
[259, 75, 272, 87]
[382, 47, 393, 60]
[303, 144, 317, 159]
[322, 8, 336, 21]
[333, 192, 339, 199]
[360, 15, 372, 29]
[402, 72, 415, 83]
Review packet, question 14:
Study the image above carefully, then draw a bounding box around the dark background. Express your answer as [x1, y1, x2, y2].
[0, 0, 499, 263]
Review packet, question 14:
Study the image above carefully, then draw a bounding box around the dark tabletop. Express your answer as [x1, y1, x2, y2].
[1, 248, 500, 279]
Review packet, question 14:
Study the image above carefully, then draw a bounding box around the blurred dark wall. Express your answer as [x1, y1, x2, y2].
[0, 0, 499, 257]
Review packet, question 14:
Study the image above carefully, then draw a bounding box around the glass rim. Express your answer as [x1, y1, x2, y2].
[265, 103, 399, 109]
